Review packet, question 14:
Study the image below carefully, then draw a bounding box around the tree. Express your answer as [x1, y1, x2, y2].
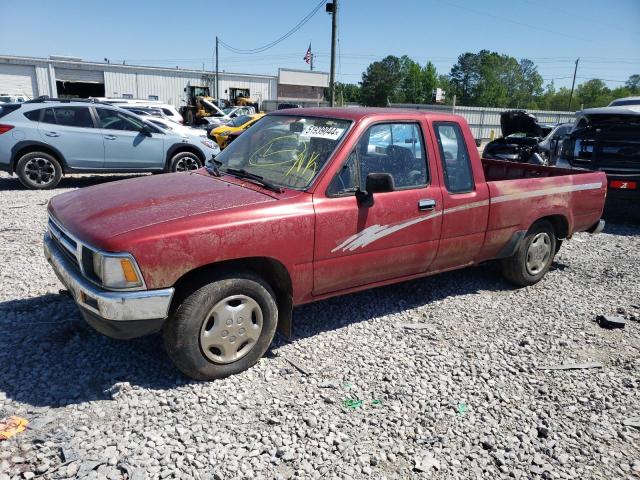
[422, 62, 438, 102]
[359, 55, 403, 106]
[575, 79, 611, 108]
[625, 74, 640, 94]
[449, 52, 481, 105]
[336, 82, 360, 104]
[448, 50, 543, 108]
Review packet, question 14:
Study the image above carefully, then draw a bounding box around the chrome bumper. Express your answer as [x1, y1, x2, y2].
[44, 232, 174, 322]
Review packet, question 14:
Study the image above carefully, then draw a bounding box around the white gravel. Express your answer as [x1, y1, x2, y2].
[1, 171, 639, 480]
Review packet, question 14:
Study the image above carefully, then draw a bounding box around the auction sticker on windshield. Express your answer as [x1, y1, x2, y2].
[301, 125, 345, 140]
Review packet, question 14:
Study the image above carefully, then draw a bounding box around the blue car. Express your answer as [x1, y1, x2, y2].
[0, 98, 219, 189]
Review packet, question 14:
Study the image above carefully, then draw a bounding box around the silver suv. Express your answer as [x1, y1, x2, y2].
[0, 98, 219, 189]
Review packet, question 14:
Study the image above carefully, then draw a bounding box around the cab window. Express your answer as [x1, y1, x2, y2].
[327, 122, 428, 195]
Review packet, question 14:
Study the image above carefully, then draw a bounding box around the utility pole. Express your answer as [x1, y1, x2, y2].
[328, 0, 338, 106]
[310, 51, 314, 71]
[215, 36, 220, 101]
[568, 57, 579, 111]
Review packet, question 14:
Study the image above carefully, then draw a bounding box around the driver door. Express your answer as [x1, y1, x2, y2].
[312, 121, 443, 295]
[95, 108, 165, 169]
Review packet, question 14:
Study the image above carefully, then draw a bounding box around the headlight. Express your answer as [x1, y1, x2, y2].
[218, 130, 231, 137]
[201, 139, 215, 149]
[92, 251, 143, 289]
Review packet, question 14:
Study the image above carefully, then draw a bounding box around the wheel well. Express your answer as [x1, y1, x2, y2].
[12, 144, 67, 173]
[535, 215, 569, 239]
[165, 145, 205, 170]
[170, 257, 294, 337]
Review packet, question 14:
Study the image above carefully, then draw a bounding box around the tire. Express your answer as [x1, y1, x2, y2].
[501, 220, 556, 287]
[16, 152, 62, 190]
[163, 272, 278, 380]
[169, 151, 202, 172]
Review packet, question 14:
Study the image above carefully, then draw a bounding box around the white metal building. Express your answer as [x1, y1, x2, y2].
[0, 55, 279, 108]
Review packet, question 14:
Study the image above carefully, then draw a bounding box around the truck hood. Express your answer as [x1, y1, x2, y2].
[500, 110, 543, 137]
[48, 172, 276, 244]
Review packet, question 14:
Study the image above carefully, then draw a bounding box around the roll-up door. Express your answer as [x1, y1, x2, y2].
[0, 64, 37, 96]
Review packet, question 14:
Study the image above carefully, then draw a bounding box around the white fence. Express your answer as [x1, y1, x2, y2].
[389, 103, 576, 140]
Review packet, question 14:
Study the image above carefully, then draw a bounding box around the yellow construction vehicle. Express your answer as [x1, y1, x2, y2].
[179, 85, 225, 126]
[180, 85, 258, 125]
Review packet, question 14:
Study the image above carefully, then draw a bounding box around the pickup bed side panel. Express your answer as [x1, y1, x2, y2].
[477, 172, 607, 261]
[104, 197, 316, 303]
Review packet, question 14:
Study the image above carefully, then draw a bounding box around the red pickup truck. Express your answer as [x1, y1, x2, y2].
[44, 108, 607, 380]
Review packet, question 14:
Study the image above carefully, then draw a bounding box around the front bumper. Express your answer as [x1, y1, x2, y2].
[43, 232, 174, 339]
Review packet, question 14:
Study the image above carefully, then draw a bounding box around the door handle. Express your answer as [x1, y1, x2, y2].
[104, 135, 116, 140]
[418, 199, 436, 211]
[44, 131, 60, 137]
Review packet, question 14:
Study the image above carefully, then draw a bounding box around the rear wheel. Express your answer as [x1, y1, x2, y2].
[169, 151, 202, 172]
[16, 152, 62, 190]
[163, 273, 278, 380]
[501, 220, 556, 287]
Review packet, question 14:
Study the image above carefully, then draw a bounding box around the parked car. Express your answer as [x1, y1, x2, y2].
[202, 106, 257, 129]
[608, 96, 640, 109]
[98, 98, 184, 124]
[556, 106, 640, 200]
[43, 108, 606, 380]
[0, 98, 219, 189]
[537, 123, 573, 165]
[210, 113, 265, 149]
[483, 110, 555, 164]
[141, 115, 208, 137]
[0, 94, 29, 103]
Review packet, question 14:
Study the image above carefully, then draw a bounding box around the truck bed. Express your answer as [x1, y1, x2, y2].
[476, 158, 606, 262]
[481, 158, 586, 181]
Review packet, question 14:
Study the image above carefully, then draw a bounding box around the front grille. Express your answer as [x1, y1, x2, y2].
[48, 217, 81, 270]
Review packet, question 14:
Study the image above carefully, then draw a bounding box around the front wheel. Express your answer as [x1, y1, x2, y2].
[501, 220, 556, 287]
[169, 151, 202, 172]
[163, 273, 278, 380]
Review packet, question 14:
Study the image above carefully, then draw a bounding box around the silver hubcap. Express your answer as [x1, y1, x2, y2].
[526, 232, 552, 275]
[24, 158, 55, 185]
[199, 295, 263, 364]
[174, 156, 200, 172]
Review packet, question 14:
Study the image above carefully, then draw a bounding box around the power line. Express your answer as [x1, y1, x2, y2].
[218, 0, 325, 54]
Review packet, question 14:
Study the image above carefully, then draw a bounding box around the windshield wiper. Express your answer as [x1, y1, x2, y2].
[224, 167, 283, 193]
[205, 157, 221, 177]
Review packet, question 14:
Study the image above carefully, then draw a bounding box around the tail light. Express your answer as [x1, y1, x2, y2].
[0, 124, 14, 135]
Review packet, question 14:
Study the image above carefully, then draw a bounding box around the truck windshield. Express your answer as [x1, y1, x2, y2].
[214, 115, 351, 190]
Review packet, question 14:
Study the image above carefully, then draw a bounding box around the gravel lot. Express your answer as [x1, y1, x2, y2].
[0, 171, 639, 480]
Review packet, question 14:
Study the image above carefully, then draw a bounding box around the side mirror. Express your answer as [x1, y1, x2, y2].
[475, 138, 482, 147]
[356, 173, 395, 207]
[140, 125, 153, 137]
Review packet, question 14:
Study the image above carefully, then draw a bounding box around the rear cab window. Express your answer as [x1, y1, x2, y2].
[434, 122, 474, 194]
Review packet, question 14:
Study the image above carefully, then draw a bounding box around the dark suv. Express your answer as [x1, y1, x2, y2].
[556, 107, 640, 200]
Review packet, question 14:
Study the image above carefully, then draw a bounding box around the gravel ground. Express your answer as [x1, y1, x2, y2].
[0, 171, 639, 480]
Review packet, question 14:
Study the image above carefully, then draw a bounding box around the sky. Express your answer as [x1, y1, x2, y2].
[1, 0, 639, 90]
